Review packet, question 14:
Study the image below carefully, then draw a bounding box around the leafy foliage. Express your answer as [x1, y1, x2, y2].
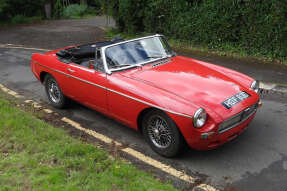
[0, 0, 45, 20]
[53, 0, 64, 19]
[63, 4, 88, 18]
[10, 15, 42, 25]
[103, 0, 287, 61]
[0, 0, 101, 21]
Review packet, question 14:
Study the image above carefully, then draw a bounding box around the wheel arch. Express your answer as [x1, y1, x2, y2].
[137, 107, 185, 136]
[40, 71, 49, 83]
[137, 107, 161, 133]
[137, 106, 189, 157]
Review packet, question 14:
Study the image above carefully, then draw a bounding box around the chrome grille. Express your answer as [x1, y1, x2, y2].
[218, 102, 258, 134]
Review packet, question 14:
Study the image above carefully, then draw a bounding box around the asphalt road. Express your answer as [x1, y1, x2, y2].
[1, 17, 287, 191]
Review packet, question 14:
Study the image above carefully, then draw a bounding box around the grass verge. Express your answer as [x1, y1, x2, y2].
[0, 93, 177, 191]
[106, 29, 287, 66]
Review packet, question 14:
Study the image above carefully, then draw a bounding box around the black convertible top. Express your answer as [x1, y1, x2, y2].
[95, 37, 124, 48]
[56, 37, 124, 59]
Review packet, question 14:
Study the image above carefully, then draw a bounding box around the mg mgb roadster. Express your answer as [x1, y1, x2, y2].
[31, 34, 261, 157]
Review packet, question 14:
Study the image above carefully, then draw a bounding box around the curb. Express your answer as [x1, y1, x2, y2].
[259, 82, 287, 94]
[0, 83, 220, 191]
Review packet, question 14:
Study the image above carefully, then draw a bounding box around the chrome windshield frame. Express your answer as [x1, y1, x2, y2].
[101, 34, 166, 75]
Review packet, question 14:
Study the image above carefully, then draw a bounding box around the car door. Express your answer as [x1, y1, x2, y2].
[65, 62, 108, 114]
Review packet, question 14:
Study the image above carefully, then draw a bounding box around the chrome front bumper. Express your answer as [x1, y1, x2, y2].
[218, 102, 259, 134]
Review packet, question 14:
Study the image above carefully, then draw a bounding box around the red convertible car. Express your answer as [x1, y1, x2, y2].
[31, 34, 261, 157]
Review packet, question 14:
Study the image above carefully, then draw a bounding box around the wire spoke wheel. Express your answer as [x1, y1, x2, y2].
[44, 74, 67, 109]
[143, 110, 185, 157]
[147, 115, 172, 149]
[48, 79, 61, 103]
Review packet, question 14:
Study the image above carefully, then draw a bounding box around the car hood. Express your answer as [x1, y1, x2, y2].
[124, 56, 252, 119]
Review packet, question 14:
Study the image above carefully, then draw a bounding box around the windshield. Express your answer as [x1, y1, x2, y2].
[105, 36, 174, 71]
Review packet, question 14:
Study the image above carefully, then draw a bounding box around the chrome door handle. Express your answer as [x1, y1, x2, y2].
[67, 68, 75, 73]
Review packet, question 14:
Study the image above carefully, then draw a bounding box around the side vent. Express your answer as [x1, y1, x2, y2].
[151, 59, 170, 68]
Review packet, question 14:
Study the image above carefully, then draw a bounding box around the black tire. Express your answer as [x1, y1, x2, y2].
[142, 110, 185, 157]
[44, 74, 67, 109]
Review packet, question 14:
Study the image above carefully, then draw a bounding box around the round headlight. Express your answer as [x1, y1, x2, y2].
[193, 108, 207, 128]
[250, 80, 259, 93]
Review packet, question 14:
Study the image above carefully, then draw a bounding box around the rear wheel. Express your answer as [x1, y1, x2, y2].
[142, 110, 185, 157]
[44, 74, 67, 109]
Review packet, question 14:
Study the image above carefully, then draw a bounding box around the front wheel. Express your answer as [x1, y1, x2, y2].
[44, 74, 67, 109]
[142, 110, 185, 157]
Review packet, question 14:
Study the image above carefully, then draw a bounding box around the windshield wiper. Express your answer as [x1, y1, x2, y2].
[111, 63, 142, 69]
[114, 64, 133, 68]
[146, 55, 164, 59]
[146, 54, 175, 59]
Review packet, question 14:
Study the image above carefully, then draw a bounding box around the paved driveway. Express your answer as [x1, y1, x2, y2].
[0, 17, 287, 191]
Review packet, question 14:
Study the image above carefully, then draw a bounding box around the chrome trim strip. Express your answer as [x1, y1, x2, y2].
[101, 48, 111, 75]
[38, 63, 107, 90]
[70, 64, 94, 73]
[101, 34, 163, 75]
[107, 88, 192, 119]
[104, 34, 163, 50]
[36, 62, 193, 119]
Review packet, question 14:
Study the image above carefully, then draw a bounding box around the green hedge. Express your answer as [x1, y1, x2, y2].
[63, 4, 88, 18]
[0, 0, 45, 21]
[104, 0, 287, 61]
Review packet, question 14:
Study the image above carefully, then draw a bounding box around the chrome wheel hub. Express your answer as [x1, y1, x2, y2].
[153, 128, 159, 136]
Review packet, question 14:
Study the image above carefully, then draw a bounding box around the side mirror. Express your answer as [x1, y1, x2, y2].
[88, 60, 95, 69]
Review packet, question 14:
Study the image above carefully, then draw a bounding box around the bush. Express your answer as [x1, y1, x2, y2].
[85, 7, 101, 15]
[103, 0, 287, 61]
[9, 15, 42, 25]
[10, 15, 27, 24]
[0, 0, 44, 21]
[63, 4, 88, 18]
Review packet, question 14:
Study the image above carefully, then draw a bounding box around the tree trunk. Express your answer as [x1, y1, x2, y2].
[44, 0, 52, 19]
